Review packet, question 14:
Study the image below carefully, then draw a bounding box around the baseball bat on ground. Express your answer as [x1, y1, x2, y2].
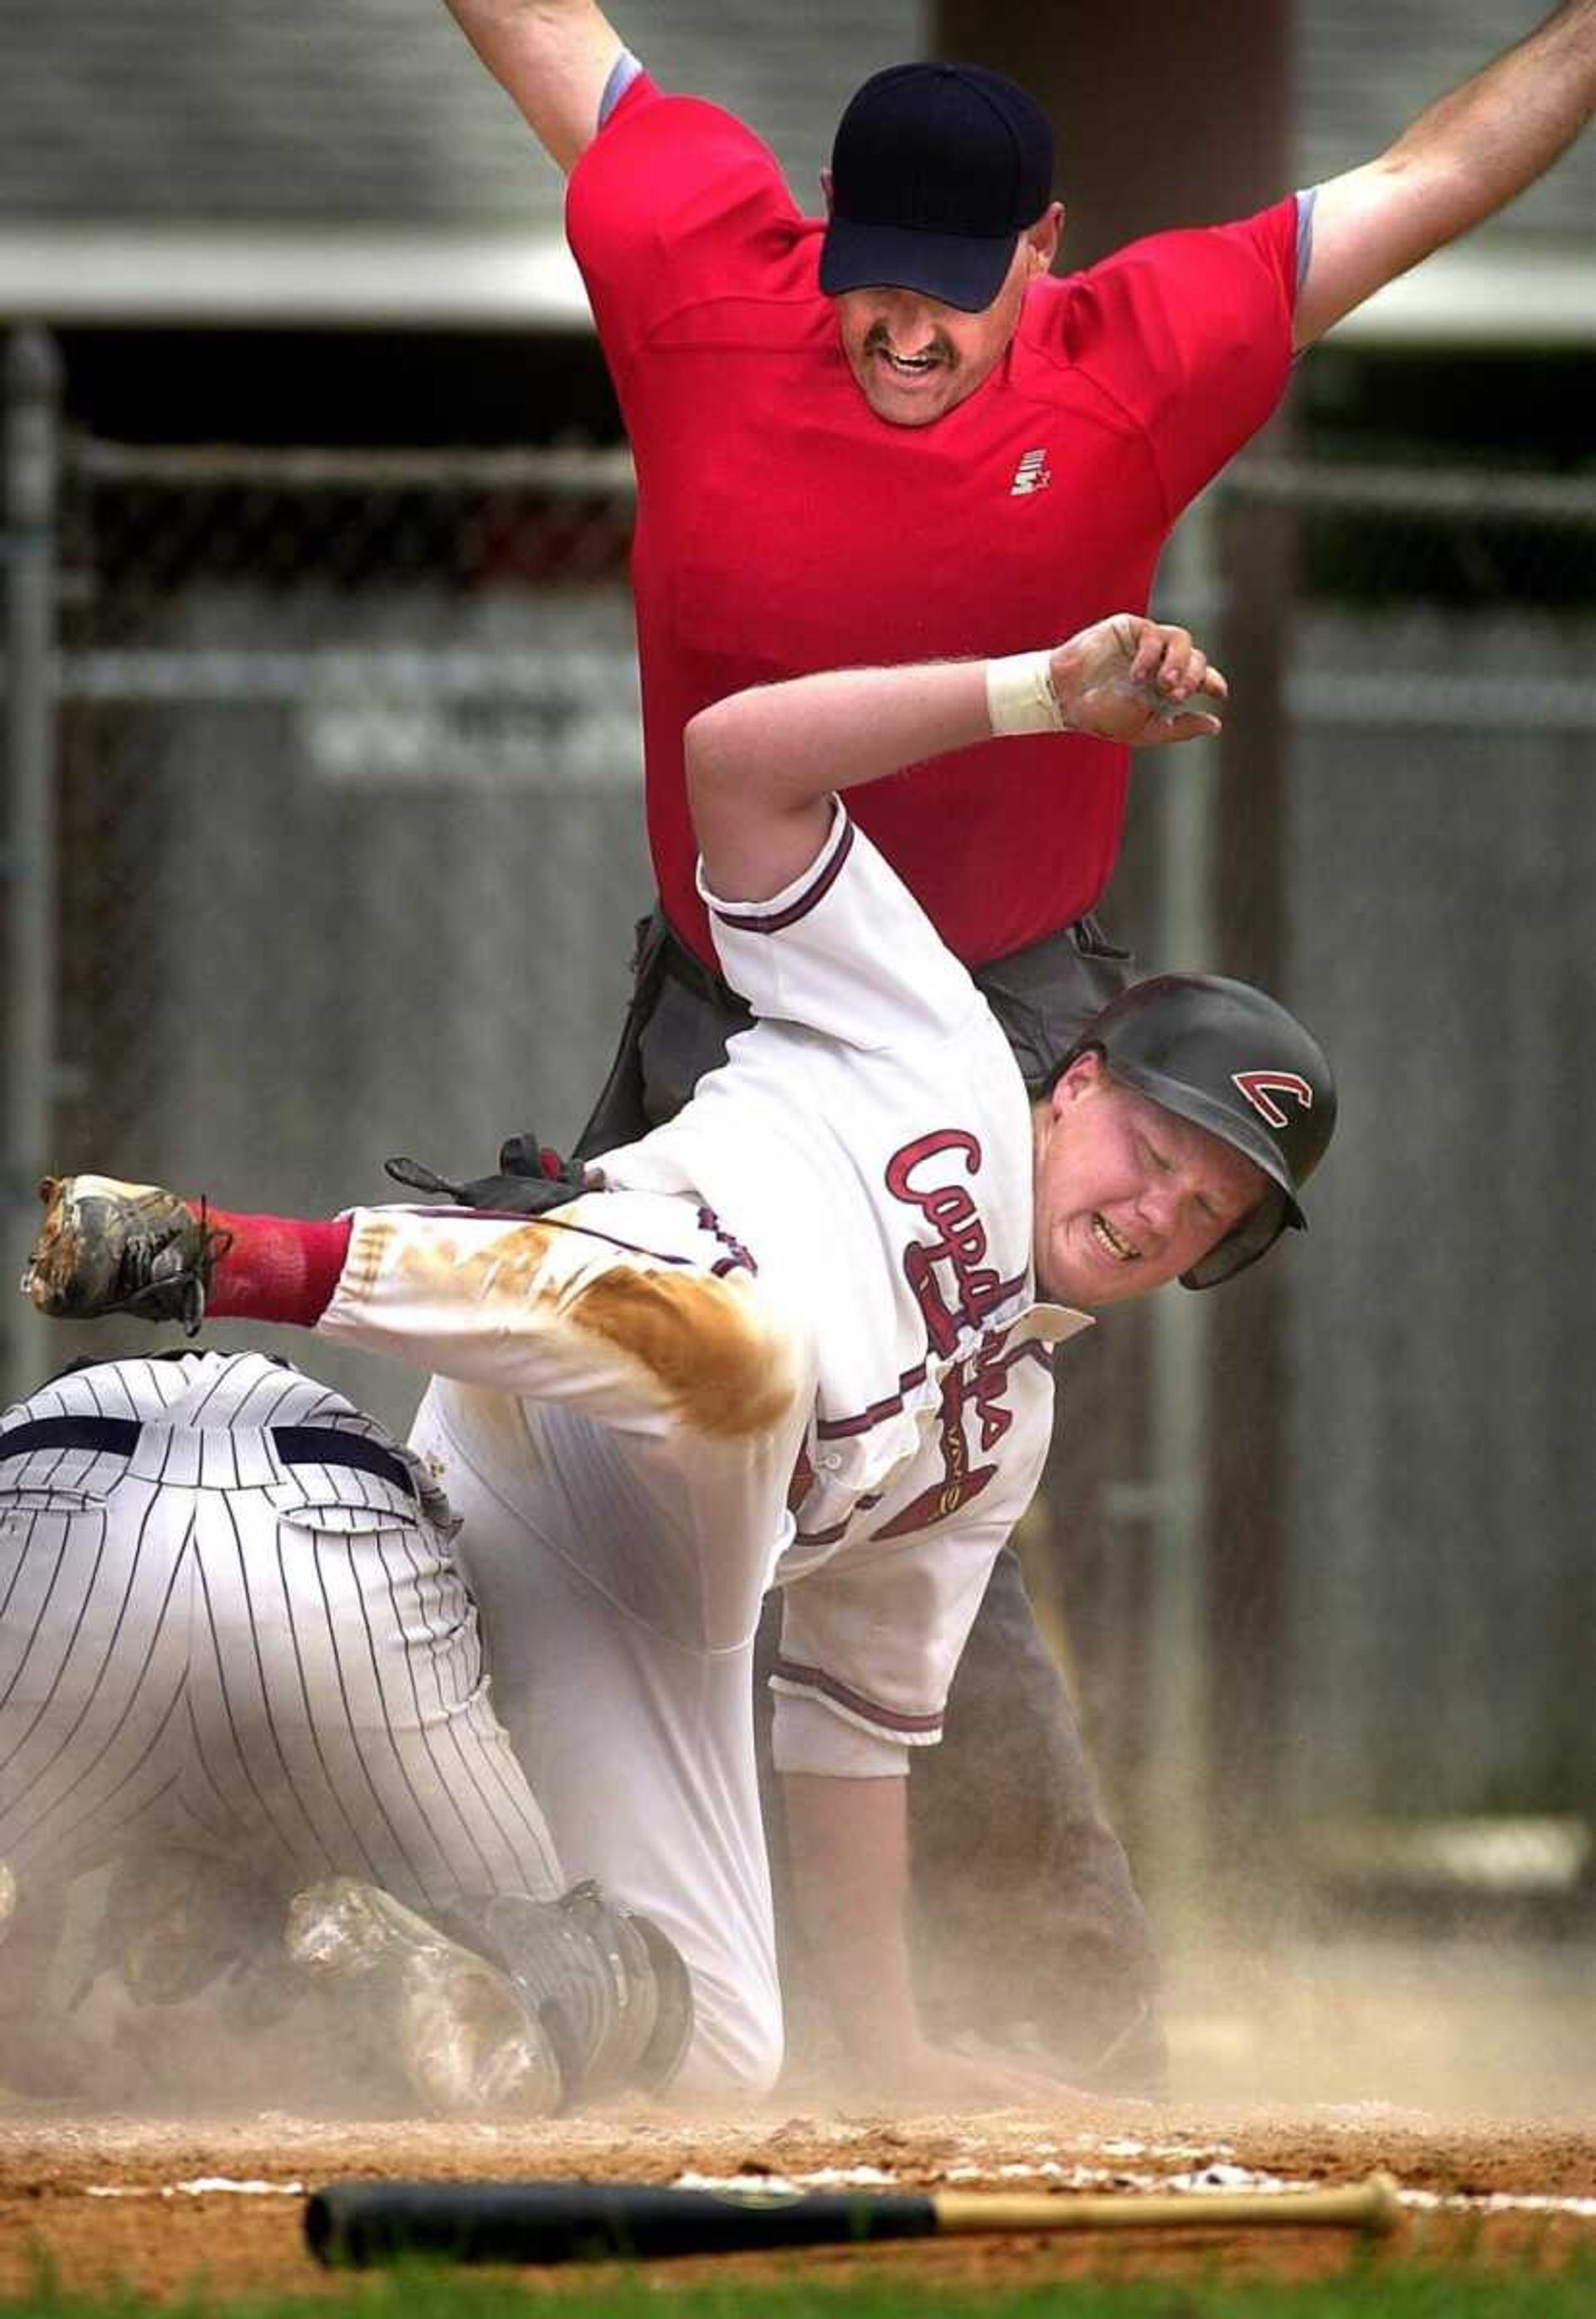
[305, 2172, 1402, 2267]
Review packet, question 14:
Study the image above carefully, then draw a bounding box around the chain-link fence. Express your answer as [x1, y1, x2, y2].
[57, 432, 645, 1181]
[1262, 460, 1596, 1841]
[4, 329, 1594, 1912]
[6, 378, 649, 1433]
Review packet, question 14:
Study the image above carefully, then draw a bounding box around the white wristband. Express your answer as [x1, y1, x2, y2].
[985, 649, 1070, 737]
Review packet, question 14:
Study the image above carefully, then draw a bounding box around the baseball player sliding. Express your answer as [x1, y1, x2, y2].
[22, 613, 1335, 2106]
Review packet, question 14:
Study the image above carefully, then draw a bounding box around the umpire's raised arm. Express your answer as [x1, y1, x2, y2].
[684, 616, 1226, 908]
[1294, 1, 1595, 347]
[441, 0, 623, 172]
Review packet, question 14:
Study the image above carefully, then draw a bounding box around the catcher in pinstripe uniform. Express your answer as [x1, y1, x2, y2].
[0, 1346, 689, 2112]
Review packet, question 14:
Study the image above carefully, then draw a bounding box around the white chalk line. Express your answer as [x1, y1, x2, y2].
[76, 2154, 1596, 2221]
[86, 2177, 305, 2199]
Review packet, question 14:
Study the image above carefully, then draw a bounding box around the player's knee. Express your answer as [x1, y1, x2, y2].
[672, 1988, 786, 2104]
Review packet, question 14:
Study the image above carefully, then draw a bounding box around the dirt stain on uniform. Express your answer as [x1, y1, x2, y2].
[574, 1266, 796, 1441]
[386, 1219, 795, 1442]
[384, 1221, 541, 1302]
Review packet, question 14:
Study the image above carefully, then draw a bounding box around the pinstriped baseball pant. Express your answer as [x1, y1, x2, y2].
[0, 1429, 563, 1921]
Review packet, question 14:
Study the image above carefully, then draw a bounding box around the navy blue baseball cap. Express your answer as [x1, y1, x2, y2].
[820, 62, 1056, 313]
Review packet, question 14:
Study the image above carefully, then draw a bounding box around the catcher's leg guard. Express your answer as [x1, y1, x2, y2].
[285, 1877, 564, 2116]
[22, 1175, 227, 1335]
[483, 1879, 695, 2106]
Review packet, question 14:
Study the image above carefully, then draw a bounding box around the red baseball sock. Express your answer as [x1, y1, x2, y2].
[198, 1208, 352, 1326]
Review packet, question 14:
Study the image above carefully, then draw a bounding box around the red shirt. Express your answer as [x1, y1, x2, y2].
[567, 77, 1298, 970]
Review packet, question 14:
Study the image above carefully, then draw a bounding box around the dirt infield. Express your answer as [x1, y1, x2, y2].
[2, 2101, 1592, 2301]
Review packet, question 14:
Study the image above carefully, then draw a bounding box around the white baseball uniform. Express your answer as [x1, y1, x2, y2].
[0, 1349, 562, 1921]
[315, 806, 1088, 2094]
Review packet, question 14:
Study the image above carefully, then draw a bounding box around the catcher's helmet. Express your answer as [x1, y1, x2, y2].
[1061, 973, 1337, 1290]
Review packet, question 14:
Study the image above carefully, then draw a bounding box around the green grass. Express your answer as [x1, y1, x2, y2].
[6, 2256, 1596, 2319]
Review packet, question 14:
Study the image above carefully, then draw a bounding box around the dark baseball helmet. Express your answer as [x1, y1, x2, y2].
[1061, 973, 1337, 1290]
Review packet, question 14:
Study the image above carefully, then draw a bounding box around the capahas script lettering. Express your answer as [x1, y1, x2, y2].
[885, 1130, 1007, 1358]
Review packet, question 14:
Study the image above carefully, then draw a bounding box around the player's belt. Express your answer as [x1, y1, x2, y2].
[0, 1414, 416, 1497]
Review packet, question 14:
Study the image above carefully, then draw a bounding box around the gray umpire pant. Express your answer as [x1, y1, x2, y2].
[570, 910, 1165, 2094]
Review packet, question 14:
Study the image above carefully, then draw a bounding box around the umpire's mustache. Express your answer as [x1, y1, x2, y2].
[863, 319, 956, 366]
